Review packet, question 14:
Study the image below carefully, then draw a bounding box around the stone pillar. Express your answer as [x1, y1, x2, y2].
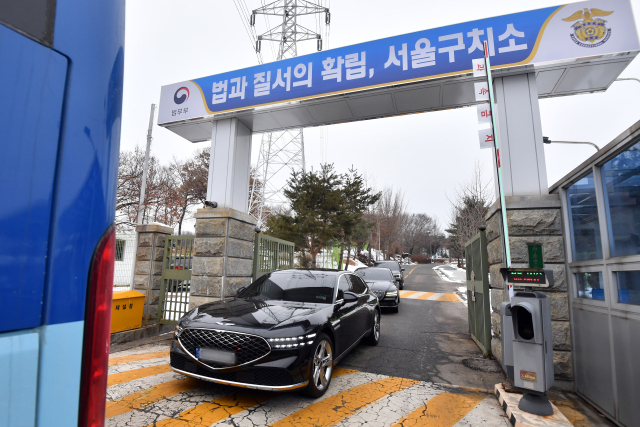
[190, 207, 256, 309]
[486, 195, 573, 390]
[133, 223, 174, 325]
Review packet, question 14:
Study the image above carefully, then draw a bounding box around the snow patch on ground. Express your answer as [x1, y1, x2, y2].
[432, 263, 465, 283]
[456, 286, 468, 307]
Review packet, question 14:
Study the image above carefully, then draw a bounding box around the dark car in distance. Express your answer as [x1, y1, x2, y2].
[354, 267, 400, 313]
[170, 269, 380, 397]
[374, 260, 405, 289]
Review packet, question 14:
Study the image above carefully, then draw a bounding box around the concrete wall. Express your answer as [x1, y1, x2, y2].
[486, 195, 573, 389]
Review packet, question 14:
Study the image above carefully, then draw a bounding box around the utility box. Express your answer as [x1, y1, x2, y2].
[500, 268, 555, 416]
[511, 292, 554, 392]
[500, 302, 514, 382]
[111, 291, 145, 333]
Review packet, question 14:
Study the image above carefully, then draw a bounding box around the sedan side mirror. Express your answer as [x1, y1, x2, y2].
[237, 286, 246, 296]
[401, 268, 405, 272]
[343, 292, 358, 303]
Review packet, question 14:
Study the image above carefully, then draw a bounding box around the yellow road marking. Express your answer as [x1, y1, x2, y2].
[436, 294, 461, 302]
[151, 390, 276, 427]
[270, 376, 420, 427]
[400, 291, 418, 298]
[106, 377, 201, 418]
[140, 366, 358, 426]
[391, 391, 485, 426]
[109, 350, 170, 366]
[108, 364, 172, 387]
[404, 267, 417, 279]
[417, 292, 435, 300]
[332, 367, 359, 377]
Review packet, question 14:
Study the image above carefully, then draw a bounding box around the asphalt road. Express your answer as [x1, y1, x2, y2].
[339, 263, 507, 391]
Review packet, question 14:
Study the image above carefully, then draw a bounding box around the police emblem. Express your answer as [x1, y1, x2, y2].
[562, 8, 613, 48]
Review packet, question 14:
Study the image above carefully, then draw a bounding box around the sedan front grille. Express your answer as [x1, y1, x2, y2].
[179, 328, 270, 368]
[171, 352, 295, 386]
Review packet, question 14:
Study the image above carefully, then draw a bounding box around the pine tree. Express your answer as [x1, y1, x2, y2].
[336, 167, 381, 269]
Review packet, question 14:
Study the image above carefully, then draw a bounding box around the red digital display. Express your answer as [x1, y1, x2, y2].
[507, 270, 546, 285]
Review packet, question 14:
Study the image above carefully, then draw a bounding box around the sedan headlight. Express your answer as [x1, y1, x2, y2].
[268, 333, 317, 349]
[385, 290, 398, 297]
[174, 324, 183, 336]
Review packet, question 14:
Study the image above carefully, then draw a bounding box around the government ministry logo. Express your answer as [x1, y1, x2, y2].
[562, 8, 613, 48]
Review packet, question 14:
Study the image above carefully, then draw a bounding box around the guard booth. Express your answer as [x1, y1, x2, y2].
[550, 119, 640, 427]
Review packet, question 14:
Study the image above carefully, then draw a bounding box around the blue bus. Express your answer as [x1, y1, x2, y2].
[0, 2, 125, 426]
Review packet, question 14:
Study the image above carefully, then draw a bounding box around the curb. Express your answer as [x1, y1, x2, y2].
[494, 383, 572, 427]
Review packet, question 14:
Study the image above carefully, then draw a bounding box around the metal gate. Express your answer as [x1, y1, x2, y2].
[465, 228, 491, 357]
[252, 233, 294, 280]
[158, 234, 194, 325]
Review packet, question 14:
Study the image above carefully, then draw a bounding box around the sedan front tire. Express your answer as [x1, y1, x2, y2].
[304, 334, 333, 397]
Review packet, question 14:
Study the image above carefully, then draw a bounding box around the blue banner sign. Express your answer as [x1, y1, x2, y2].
[158, 0, 639, 124]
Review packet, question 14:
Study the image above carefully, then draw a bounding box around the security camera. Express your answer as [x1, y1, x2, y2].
[204, 201, 218, 208]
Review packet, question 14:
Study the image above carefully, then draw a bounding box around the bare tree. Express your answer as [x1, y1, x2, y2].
[372, 187, 408, 259]
[446, 162, 493, 261]
[115, 147, 160, 231]
[401, 213, 441, 255]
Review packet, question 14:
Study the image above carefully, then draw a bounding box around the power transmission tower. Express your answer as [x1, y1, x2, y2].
[248, 1, 330, 228]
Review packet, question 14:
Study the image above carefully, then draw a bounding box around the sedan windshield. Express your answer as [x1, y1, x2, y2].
[374, 261, 400, 272]
[238, 271, 336, 304]
[355, 269, 393, 281]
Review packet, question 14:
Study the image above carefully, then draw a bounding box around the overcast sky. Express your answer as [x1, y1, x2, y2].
[120, 0, 640, 232]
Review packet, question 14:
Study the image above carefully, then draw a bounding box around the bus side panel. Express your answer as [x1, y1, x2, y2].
[0, 330, 39, 426]
[43, 0, 124, 327]
[35, 322, 84, 426]
[0, 24, 68, 333]
[34, 1, 125, 425]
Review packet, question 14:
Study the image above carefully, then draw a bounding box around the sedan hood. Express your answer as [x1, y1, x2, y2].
[181, 298, 330, 332]
[364, 280, 397, 291]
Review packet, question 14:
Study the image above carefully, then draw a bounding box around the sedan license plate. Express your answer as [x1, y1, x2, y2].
[196, 347, 236, 366]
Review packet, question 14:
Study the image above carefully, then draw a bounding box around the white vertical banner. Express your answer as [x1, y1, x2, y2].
[472, 58, 486, 77]
[478, 127, 495, 149]
[474, 82, 489, 101]
[476, 103, 492, 124]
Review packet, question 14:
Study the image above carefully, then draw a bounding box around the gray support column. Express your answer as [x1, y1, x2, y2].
[494, 73, 549, 197]
[133, 223, 174, 325]
[190, 208, 257, 309]
[207, 118, 252, 213]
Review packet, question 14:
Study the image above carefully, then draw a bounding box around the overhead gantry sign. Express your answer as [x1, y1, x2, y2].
[158, 0, 639, 143]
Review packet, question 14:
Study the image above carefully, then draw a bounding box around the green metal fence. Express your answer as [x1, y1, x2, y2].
[252, 233, 295, 281]
[158, 234, 194, 325]
[465, 229, 491, 357]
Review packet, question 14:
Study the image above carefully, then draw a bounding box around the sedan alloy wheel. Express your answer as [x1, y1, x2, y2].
[305, 334, 333, 397]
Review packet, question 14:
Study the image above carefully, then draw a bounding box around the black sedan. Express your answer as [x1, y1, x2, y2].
[354, 267, 400, 313]
[374, 260, 405, 289]
[170, 269, 380, 397]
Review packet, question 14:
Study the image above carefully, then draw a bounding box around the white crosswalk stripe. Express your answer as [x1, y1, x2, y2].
[332, 381, 442, 427]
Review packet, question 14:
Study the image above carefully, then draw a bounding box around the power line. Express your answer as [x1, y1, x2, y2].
[232, 0, 264, 64]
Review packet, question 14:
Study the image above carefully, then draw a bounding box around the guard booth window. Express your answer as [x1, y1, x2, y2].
[575, 272, 604, 301]
[566, 173, 603, 261]
[602, 140, 640, 258]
